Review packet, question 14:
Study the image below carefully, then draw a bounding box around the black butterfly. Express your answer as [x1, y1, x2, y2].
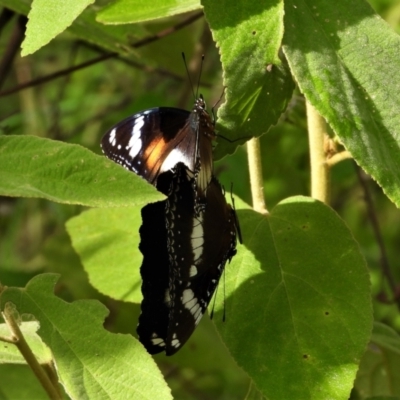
[101, 96, 215, 200]
[101, 92, 241, 355]
[137, 162, 239, 355]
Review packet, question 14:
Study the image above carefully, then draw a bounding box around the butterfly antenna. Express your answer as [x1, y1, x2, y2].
[196, 54, 205, 99]
[182, 52, 196, 100]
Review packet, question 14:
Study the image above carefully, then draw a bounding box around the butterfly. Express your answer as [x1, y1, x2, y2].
[137, 162, 239, 355]
[101, 91, 241, 355]
[101, 96, 215, 201]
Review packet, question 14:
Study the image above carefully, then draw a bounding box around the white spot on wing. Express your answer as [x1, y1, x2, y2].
[151, 333, 165, 347]
[182, 288, 202, 319]
[127, 118, 144, 158]
[191, 215, 204, 262]
[109, 128, 117, 146]
[161, 149, 192, 173]
[182, 288, 195, 304]
[189, 265, 197, 277]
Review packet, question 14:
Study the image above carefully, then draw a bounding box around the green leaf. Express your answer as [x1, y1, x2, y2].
[22, 0, 95, 56]
[0, 274, 172, 399]
[66, 207, 143, 303]
[354, 322, 400, 398]
[97, 0, 201, 24]
[0, 136, 163, 207]
[202, 0, 295, 159]
[282, 0, 400, 207]
[0, 320, 52, 365]
[214, 196, 372, 400]
[0, 0, 148, 57]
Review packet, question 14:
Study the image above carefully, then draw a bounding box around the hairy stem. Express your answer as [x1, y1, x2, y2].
[247, 137, 268, 214]
[307, 102, 329, 204]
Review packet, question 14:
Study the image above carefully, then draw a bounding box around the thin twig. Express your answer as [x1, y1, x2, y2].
[131, 12, 203, 48]
[354, 166, 400, 308]
[1, 304, 62, 400]
[0, 52, 115, 97]
[247, 137, 268, 214]
[0, 11, 203, 98]
[0, 8, 15, 36]
[0, 14, 27, 90]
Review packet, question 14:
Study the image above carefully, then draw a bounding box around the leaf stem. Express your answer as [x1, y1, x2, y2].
[247, 137, 268, 214]
[306, 101, 330, 204]
[326, 151, 352, 167]
[1, 303, 62, 400]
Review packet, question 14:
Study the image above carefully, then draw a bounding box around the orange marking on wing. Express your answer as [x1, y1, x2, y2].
[144, 137, 167, 171]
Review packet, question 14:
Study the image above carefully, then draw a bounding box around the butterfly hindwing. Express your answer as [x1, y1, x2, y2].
[155, 163, 238, 355]
[137, 200, 170, 354]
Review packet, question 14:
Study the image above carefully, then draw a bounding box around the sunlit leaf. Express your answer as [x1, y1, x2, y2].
[97, 0, 201, 24]
[0, 274, 172, 399]
[0, 136, 163, 207]
[66, 207, 143, 303]
[22, 0, 95, 56]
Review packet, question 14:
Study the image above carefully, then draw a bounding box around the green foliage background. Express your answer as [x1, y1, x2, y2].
[0, 0, 400, 399]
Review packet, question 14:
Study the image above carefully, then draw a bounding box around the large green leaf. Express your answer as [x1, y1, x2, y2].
[66, 207, 143, 303]
[21, 0, 94, 56]
[97, 0, 201, 24]
[0, 136, 163, 207]
[354, 322, 400, 398]
[282, 0, 400, 207]
[202, 0, 295, 159]
[0, 274, 172, 399]
[214, 196, 372, 400]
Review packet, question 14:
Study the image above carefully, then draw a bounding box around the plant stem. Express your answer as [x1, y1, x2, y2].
[247, 137, 268, 214]
[1, 304, 62, 400]
[307, 101, 330, 204]
[354, 166, 400, 309]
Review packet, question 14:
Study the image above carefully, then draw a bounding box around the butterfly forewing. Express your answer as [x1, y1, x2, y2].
[101, 101, 215, 198]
